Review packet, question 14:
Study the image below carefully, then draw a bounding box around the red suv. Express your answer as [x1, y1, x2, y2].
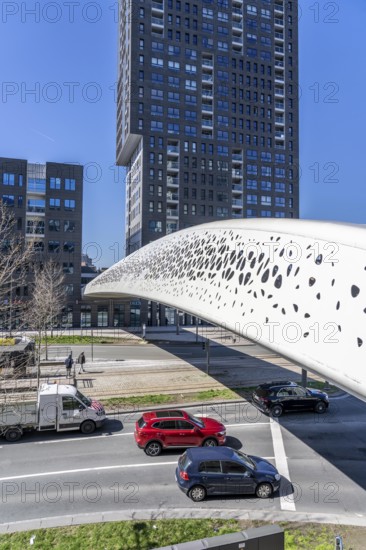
[134, 409, 226, 456]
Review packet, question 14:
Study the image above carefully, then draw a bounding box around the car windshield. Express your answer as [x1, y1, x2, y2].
[233, 449, 256, 470]
[75, 390, 91, 407]
[186, 412, 205, 429]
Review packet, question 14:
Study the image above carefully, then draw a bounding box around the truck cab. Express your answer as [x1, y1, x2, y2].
[38, 383, 105, 434]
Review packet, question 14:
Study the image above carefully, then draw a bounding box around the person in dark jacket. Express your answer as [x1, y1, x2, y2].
[65, 353, 74, 377]
[77, 351, 86, 374]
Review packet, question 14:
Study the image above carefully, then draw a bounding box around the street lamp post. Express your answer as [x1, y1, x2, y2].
[8, 279, 12, 336]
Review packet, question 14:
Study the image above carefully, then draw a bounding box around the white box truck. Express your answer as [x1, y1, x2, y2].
[0, 383, 106, 442]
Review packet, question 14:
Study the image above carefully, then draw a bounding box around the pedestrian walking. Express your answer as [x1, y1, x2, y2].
[77, 351, 86, 374]
[65, 353, 73, 377]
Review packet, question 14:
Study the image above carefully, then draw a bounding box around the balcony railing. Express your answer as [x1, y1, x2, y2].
[232, 169, 243, 177]
[152, 1, 164, 10]
[167, 161, 179, 170]
[167, 177, 179, 186]
[202, 103, 213, 112]
[166, 192, 179, 201]
[202, 59, 213, 67]
[167, 145, 179, 154]
[166, 208, 179, 217]
[151, 16, 164, 26]
[202, 74, 213, 82]
[27, 206, 45, 213]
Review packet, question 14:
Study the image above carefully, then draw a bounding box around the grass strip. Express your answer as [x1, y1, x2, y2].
[0, 519, 360, 550]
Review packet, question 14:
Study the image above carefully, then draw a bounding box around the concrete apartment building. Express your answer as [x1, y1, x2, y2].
[0, 157, 83, 329]
[116, 0, 299, 326]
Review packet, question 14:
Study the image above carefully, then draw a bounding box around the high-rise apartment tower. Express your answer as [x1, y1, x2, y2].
[117, 0, 299, 325]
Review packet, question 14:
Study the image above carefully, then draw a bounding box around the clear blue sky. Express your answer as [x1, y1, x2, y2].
[0, 1, 365, 267]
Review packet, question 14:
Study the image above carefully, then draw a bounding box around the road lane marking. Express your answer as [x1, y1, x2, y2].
[270, 418, 296, 512]
[29, 422, 270, 445]
[1, 458, 277, 483]
[225, 422, 270, 428]
[0, 461, 178, 482]
[33, 432, 135, 444]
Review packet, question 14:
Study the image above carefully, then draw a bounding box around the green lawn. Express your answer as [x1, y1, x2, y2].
[102, 388, 239, 409]
[0, 519, 358, 550]
[36, 335, 133, 345]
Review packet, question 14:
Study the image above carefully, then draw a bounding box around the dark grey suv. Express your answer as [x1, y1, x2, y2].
[252, 381, 329, 417]
[175, 446, 281, 502]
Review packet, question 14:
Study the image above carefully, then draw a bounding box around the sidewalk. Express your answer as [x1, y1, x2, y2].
[1, 327, 335, 404]
[36, 327, 331, 403]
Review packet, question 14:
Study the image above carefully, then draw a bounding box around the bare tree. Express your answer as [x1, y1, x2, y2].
[0, 201, 35, 392]
[0, 200, 34, 333]
[25, 261, 68, 377]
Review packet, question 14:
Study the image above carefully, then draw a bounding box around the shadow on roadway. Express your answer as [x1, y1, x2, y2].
[151, 338, 366, 495]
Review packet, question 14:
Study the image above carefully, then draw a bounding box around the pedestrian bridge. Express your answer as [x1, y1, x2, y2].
[85, 219, 366, 401]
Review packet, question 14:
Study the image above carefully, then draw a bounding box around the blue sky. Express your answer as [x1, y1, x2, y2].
[0, 1, 365, 267]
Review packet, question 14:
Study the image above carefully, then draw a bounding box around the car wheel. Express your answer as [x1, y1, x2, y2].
[271, 405, 283, 418]
[144, 441, 162, 457]
[5, 428, 22, 442]
[202, 438, 218, 447]
[80, 420, 96, 434]
[315, 401, 327, 414]
[189, 485, 207, 502]
[256, 482, 273, 499]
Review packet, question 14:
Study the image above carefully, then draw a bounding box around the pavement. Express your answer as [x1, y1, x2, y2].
[0, 326, 359, 537]
[28, 326, 337, 407]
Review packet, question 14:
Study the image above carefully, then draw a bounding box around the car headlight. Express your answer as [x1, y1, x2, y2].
[274, 473, 281, 481]
[217, 431, 226, 436]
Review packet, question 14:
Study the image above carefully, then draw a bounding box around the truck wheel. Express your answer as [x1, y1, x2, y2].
[80, 420, 96, 434]
[5, 428, 22, 442]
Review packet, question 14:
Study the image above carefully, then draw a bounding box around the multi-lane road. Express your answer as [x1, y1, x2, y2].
[1, 393, 366, 531]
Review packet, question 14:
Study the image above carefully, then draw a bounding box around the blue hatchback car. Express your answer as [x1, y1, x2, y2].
[175, 446, 281, 502]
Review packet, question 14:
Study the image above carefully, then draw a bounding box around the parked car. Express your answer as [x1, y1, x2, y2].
[175, 446, 281, 502]
[134, 409, 226, 456]
[252, 381, 329, 417]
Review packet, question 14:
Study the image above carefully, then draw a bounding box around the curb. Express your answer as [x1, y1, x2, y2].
[104, 392, 347, 416]
[1, 507, 365, 534]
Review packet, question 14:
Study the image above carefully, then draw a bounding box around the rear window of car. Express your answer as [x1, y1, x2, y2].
[254, 388, 269, 398]
[137, 417, 146, 428]
[179, 452, 192, 470]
